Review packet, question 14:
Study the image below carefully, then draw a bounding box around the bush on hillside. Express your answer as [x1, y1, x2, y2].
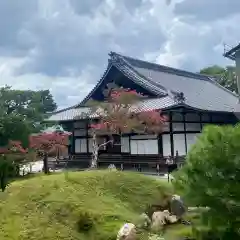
[77, 211, 94, 232]
[174, 124, 240, 239]
[0, 154, 16, 192]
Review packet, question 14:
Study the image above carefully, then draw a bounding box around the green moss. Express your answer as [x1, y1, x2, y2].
[0, 170, 172, 240]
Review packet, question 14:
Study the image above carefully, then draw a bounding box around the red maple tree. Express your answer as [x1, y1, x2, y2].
[0, 140, 27, 154]
[87, 87, 167, 168]
[0, 140, 32, 163]
[29, 131, 71, 173]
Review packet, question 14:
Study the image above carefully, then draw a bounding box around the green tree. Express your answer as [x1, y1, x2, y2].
[0, 86, 57, 147]
[174, 125, 240, 239]
[0, 113, 32, 147]
[0, 86, 57, 117]
[200, 65, 237, 93]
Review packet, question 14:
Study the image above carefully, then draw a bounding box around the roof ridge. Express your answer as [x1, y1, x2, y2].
[110, 52, 185, 101]
[111, 51, 238, 100]
[49, 105, 88, 116]
[48, 106, 75, 115]
[111, 51, 210, 81]
[112, 53, 168, 93]
[207, 76, 239, 98]
[78, 61, 113, 106]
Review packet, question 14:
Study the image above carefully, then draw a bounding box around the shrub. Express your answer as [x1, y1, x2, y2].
[0, 154, 16, 192]
[77, 211, 95, 232]
[174, 124, 240, 239]
[172, 226, 193, 239]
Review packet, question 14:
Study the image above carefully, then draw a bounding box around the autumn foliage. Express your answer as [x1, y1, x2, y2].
[0, 141, 31, 192]
[29, 132, 71, 157]
[0, 140, 27, 154]
[86, 87, 167, 168]
[89, 88, 167, 135]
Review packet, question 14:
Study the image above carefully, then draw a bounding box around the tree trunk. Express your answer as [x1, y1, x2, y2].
[90, 132, 114, 169]
[91, 131, 98, 168]
[43, 152, 49, 174]
[29, 163, 33, 173]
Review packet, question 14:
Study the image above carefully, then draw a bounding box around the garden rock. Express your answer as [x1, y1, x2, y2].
[151, 211, 167, 231]
[151, 210, 178, 231]
[116, 223, 137, 240]
[136, 213, 151, 229]
[170, 194, 186, 219]
[108, 164, 117, 171]
[148, 234, 165, 240]
[162, 210, 178, 224]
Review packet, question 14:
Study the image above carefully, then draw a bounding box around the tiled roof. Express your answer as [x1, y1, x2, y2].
[224, 43, 240, 60]
[47, 107, 91, 121]
[132, 96, 176, 112]
[80, 53, 167, 105]
[115, 52, 238, 113]
[46, 51, 239, 122]
[46, 96, 177, 121]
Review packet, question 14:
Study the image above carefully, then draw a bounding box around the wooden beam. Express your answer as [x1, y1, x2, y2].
[199, 112, 203, 130]
[209, 113, 213, 123]
[72, 123, 75, 154]
[158, 134, 163, 155]
[183, 112, 187, 154]
[169, 112, 174, 157]
[86, 120, 89, 153]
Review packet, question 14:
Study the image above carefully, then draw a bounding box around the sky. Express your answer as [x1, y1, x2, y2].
[0, 0, 240, 109]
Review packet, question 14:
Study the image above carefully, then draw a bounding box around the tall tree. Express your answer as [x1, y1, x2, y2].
[84, 86, 167, 168]
[0, 86, 57, 147]
[200, 65, 237, 93]
[0, 86, 57, 118]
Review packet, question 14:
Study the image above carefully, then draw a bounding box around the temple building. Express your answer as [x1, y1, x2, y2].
[46, 52, 239, 170]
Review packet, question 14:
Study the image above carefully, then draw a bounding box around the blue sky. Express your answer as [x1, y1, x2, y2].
[0, 0, 239, 109]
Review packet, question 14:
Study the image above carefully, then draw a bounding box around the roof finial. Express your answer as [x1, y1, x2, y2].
[109, 51, 119, 62]
[174, 92, 185, 103]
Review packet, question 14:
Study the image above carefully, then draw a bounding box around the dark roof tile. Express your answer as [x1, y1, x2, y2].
[112, 52, 238, 112]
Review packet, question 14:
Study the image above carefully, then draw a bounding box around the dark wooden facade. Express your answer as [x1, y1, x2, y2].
[48, 52, 239, 171]
[59, 108, 237, 170]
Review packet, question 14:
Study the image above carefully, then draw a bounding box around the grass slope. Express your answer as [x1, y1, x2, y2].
[0, 171, 172, 240]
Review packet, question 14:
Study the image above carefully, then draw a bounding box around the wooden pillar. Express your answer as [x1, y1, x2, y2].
[169, 112, 174, 157]
[209, 113, 213, 123]
[183, 112, 187, 154]
[129, 135, 131, 154]
[199, 112, 203, 130]
[72, 122, 75, 154]
[86, 120, 89, 153]
[158, 134, 163, 155]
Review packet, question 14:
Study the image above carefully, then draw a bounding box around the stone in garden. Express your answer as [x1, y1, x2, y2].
[151, 211, 167, 231]
[151, 210, 178, 231]
[136, 213, 151, 229]
[148, 234, 165, 240]
[108, 164, 117, 171]
[170, 194, 186, 219]
[166, 214, 178, 224]
[159, 210, 178, 224]
[116, 223, 137, 240]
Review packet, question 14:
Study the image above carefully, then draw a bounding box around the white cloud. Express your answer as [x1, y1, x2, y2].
[0, 56, 94, 109]
[145, 1, 240, 70]
[0, 0, 240, 109]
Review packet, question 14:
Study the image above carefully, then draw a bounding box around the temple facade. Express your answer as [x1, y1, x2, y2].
[47, 52, 239, 170]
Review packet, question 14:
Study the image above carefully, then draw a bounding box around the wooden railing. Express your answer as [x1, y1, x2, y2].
[48, 153, 185, 173]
